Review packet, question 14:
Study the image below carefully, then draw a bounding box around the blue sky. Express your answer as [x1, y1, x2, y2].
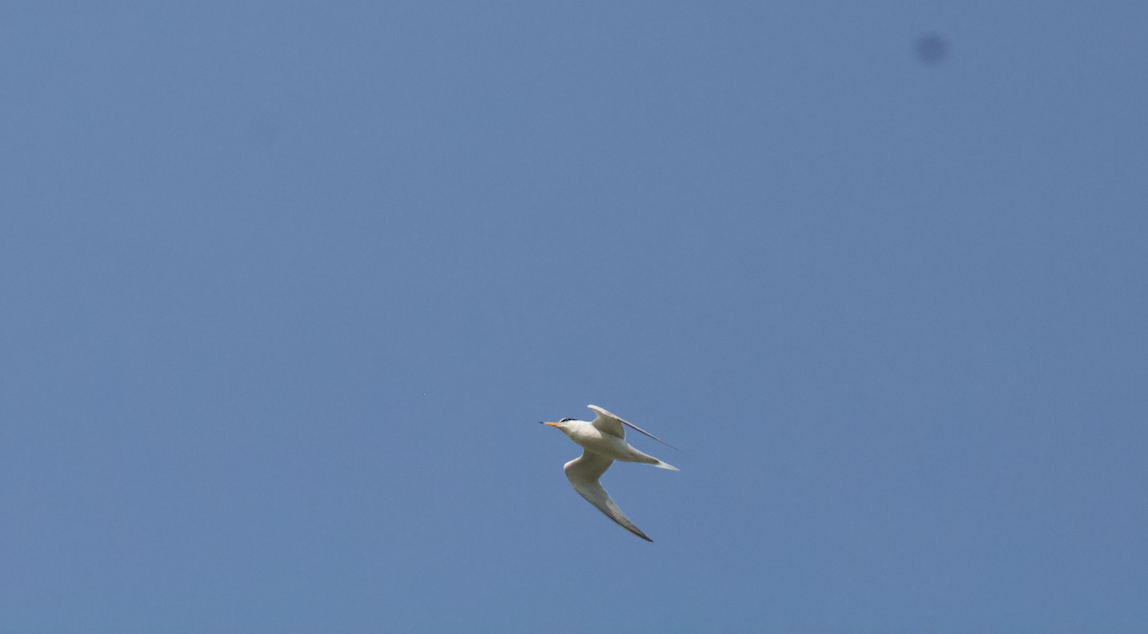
[2, 2, 1146, 631]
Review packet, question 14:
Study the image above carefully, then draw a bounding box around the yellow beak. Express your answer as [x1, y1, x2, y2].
[542, 422, 562, 427]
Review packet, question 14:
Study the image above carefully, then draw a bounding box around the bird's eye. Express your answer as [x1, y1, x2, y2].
[559, 417, 575, 422]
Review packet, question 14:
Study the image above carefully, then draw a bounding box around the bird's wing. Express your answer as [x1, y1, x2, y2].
[563, 449, 652, 542]
[587, 404, 679, 451]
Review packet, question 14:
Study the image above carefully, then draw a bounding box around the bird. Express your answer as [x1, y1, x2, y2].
[541, 405, 678, 542]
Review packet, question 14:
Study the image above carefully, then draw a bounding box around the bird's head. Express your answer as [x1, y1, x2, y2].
[540, 417, 577, 432]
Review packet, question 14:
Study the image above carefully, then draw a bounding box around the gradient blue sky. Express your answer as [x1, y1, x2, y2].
[2, 2, 1146, 632]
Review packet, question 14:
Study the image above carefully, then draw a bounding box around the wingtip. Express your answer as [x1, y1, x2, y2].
[629, 526, 654, 542]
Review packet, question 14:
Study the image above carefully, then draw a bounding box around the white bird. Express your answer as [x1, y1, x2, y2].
[541, 405, 679, 542]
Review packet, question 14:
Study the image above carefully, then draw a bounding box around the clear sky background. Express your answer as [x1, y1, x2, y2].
[2, 2, 1146, 632]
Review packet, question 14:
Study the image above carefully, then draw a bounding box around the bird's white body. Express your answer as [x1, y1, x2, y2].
[542, 405, 678, 542]
[555, 420, 676, 469]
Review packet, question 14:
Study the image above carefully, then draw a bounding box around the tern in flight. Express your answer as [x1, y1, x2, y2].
[541, 405, 679, 542]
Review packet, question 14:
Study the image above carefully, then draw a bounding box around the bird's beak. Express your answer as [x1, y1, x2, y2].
[541, 422, 562, 427]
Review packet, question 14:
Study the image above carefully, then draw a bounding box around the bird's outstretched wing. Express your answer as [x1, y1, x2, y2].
[563, 449, 652, 542]
[587, 404, 679, 451]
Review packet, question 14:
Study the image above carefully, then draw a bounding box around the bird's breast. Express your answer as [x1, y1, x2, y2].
[570, 428, 632, 460]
